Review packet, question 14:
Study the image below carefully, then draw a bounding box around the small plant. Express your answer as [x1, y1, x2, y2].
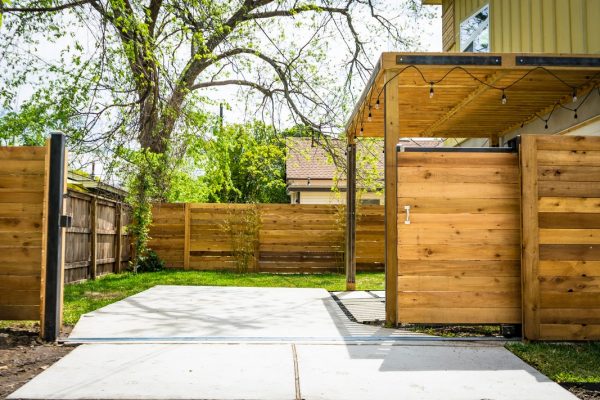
[134, 249, 165, 273]
[223, 205, 260, 273]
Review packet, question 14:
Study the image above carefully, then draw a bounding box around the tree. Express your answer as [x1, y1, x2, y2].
[0, 0, 433, 159]
[169, 121, 289, 204]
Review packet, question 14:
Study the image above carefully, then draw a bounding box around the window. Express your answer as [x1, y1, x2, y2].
[460, 4, 490, 52]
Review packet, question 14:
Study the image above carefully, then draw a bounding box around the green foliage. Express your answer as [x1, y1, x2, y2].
[507, 342, 600, 383]
[135, 250, 165, 273]
[222, 206, 261, 273]
[169, 121, 289, 204]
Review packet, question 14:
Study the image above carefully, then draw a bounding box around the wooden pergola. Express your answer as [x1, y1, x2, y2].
[343, 52, 600, 324]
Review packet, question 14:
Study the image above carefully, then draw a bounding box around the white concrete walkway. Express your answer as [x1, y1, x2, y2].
[9, 286, 577, 400]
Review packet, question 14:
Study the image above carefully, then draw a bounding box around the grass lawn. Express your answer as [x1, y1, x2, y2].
[62, 270, 384, 326]
[507, 342, 600, 383]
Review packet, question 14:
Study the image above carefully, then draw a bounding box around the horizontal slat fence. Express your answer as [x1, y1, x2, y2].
[64, 191, 132, 283]
[522, 135, 600, 341]
[149, 203, 384, 273]
[0, 146, 48, 321]
[396, 151, 522, 325]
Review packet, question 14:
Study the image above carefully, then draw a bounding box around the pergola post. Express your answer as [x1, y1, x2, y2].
[384, 70, 400, 326]
[345, 141, 357, 291]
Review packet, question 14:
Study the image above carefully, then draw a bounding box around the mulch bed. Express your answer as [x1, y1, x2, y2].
[0, 326, 75, 399]
[561, 383, 600, 400]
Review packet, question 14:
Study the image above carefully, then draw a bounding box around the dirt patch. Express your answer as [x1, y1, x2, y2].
[84, 290, 125, 300]
[562, 383, 600, 400]
[0, 326, 75, 399]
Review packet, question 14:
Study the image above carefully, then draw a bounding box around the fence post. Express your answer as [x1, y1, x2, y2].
[346, 142, 357, 291]
[42, 133, 66, 342]
[115, 202, 123, 273]
[184, 203, 190, 269]
[90, 197, 97, 279]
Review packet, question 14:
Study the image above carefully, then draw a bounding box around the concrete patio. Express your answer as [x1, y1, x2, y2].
[9, 286, 578, 400]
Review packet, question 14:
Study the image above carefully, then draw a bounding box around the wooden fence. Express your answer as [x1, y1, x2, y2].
[521, 135, 600, 341]
[396, 150, 522, 325]
[64, 191, 132, 283]
[149, 203, 384, 273]
[0, 146, 49, 321]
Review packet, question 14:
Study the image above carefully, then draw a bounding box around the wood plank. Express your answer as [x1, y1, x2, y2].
[540, 308, 600, 324]
[0, 275, 40, 290]
[398, 307, 521, 324]
[398, 291, 521, 308]
[539, 324, 600, 340]
[539, 213, 600, 229]
[398, 276, 520, 292]
[397, 197, 519, 214]
[537, 150, 600, 166]
[539, 276, 600, 292]
[520, 134, 540, 340]
[540, 244, 600, 261]
[90, 197, 97, 280]
[398, 182, 519, 198]
[398, 213, 520, 229]
[397, 152, 518, 167]
[539, 229, 600, 245]
[184, 203, 190, 270]
[398, 260, 520, 277]
[0, 290, 40, 306]
[540, 292, 600, 308]
[0, 217, 43, 232]
[539, 260, 600, 277]
[536, 135, 600, 151]
[397, 228, 520, 245]
[539, 197, 600, 213]
[0, 160, 46, 174]
[0, 305, 40, 320]
[397, 166, 519, 183]
[538, 166, 600, 182]
[538, 181, 600, 197]
[397, 244, 520, 261]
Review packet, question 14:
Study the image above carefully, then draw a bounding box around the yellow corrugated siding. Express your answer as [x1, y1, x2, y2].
[446, 0, 600, 53]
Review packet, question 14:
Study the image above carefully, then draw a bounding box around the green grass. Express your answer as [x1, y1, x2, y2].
[62, 270, 384, 326]
[507, 342, 600, 383]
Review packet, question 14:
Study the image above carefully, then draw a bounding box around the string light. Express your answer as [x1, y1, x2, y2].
[429, 82, 434, 98]
[368, 107, 372, 122]
[375, 99, 380, 110]
[360, 126, 364, 135]
[544, 121, 549, 129]
[501, 90, 507, 105]
[574, 109, 578, 119]
[573, 90, 578, 103]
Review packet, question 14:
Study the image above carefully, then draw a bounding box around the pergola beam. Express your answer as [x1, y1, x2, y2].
[345, 141, 357, 291]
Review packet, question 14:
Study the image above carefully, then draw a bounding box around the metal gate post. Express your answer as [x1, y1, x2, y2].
[42, 133, 66, 341]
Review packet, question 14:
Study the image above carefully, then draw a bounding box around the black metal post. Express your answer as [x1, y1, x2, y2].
[345, 143, 357, 291]
[43, 133, 66, 341]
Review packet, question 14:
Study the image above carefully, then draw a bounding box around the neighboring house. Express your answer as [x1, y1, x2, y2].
[68, 170, 128, 200]
[423, 0, 600, 146]
[286, 137, 442, 205]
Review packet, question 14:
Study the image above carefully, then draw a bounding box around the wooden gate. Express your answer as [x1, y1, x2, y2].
[396, 148, 522, 324]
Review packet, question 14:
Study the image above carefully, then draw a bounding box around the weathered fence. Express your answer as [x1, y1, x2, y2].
[396, 149, 522, 325]
[149, 203, 384, 273]
[64, 191, 132, 283]
[0, 146, 49, 321]
[521, 135, 600, 341]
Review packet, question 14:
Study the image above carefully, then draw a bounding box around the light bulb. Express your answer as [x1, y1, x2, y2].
[368, 112, 372, 122]
[574, 111, 578, 119]
[501, 92, 507, 105]
[375, 99, 380, 110]
[573, 90, 578, 103]
[545, 122, 548, 129]
[360, 127, 364, 135]
[429, 83, 434, 98]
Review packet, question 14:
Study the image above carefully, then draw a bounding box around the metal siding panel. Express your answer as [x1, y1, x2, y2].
[542, 0, 557, 52]
[502, 0, 512, 52]
[556, 0, 572, 53]
[511, 0, 521, 51]
[521, 0, 532, 52]
[570, 0, 586, 53]
[531, 0, 544, 52]
[587, 0, 600, 53]
[490, 0, 502, 52]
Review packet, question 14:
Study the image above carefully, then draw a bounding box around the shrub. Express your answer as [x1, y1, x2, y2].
[135, 250, 165, 273]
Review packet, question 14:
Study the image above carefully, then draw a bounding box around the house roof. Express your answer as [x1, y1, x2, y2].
[286, 137, 442, 183]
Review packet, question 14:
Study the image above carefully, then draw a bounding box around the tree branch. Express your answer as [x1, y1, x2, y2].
[2, 0, 95, 13]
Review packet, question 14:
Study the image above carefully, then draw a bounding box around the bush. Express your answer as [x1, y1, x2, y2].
[135, 250, 165, 273]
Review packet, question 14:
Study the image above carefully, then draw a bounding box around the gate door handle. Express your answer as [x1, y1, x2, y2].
[404, 205, 411, 225]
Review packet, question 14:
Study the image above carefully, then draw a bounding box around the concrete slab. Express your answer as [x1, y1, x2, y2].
[67, 286, 422, 343]
[8, 343, 297, 400]
[9, 343, 577, 400]
[296, 344, 578, 400]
